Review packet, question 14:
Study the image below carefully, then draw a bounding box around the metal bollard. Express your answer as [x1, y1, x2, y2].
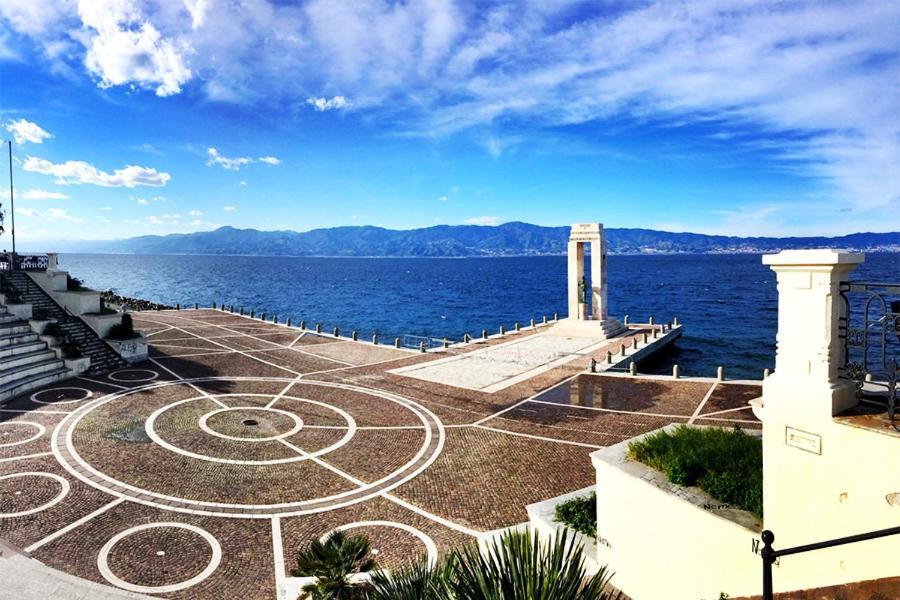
[176, 303, 180, 310]
[194, 302, 199, 310]
[623, 314, 629, 325]
[333, 327, 339, 337]
[240, 307, 244, 315]
[352, 330, 358, 341]
[763, 368, 770, 379]
[287, 317, 292, 327]
[606, 350, 613, 364]
[530, 318, 536, 328]
[648, 316, 654, 326]
[642, 332, 648, 343]
[632, 337, 638, 349]
[373, 333, 379, 345]
[514, 322, 520, 332]
[553, 312, 559, 321]
[673, 364, 680, 378]
[443, 337, 449, 348]
[590, 358, 597, 373]
[213, 301, 217, 309]
[499, 324, 505, 335]
[482, 329, 488, 340]
[673, 316, 679, 327]
[315, 323, 321, 333]
[620, 344, 627, 356]
[419, 341, 426, 353]
[630, 362, 637, 376]
[273, 315, 278, 324]
[261, 312, 266, 321]
[250, 309, 255, 318]
[299, 320, 306, 330]
[542, 315, 548, 324]
[395, 337, 401, 348]
[717, 366, 724, 381]
[464, 333, 471, 343]
[653, 328, 659, 339]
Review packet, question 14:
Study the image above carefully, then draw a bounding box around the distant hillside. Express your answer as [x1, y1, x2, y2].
[39, 222, 900, 257]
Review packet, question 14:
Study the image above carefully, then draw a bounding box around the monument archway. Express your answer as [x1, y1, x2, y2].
[564, 223, 625, 338]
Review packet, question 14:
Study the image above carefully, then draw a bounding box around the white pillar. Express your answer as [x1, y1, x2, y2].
[590, 228, 608, 320]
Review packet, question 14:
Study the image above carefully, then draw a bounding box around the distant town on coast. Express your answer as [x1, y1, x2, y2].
[28, 222, 900, 257]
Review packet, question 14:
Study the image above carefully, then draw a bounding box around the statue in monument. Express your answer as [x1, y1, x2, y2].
[578, 275, 589, 305]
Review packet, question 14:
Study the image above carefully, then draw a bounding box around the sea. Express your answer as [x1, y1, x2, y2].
[60, 252, 899, 380]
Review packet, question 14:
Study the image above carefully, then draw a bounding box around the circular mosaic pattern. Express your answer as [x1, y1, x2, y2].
[0, 472, 70, 517]
[98, 522, 222, 594]
[199, 407, 304, 442]
[0, 421, 46, 447]
[145, 394, 354, 465]
[108, 369, 159, 383]
[54, 377, 444, 517]
[31, 387, 93, 405]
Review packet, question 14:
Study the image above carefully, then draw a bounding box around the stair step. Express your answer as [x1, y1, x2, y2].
[0, 331, 39, 348]
[0, 348, 58, 370]
[0, 367, 71, 402]
[0, 358, 65, 386]
[0, 322, 32, 335]
[0, 341, 49, 360]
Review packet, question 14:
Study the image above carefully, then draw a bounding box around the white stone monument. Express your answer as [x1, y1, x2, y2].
[560, 223, 625, 338]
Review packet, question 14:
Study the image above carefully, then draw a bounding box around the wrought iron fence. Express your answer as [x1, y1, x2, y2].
[838, 281, 900, 429]
[0, 253, 49, 271]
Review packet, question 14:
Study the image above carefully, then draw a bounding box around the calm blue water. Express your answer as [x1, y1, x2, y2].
[60, 253, 899, 380]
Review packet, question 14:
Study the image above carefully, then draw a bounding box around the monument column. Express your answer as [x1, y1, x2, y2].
[590, 227, 608, 320]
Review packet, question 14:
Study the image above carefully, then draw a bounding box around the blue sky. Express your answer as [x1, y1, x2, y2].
[0, 0, 898, 242]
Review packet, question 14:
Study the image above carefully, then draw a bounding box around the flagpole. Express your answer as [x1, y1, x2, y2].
[7, 140, 14, 256]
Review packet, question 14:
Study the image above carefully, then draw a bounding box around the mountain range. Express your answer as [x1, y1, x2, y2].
[34, 223, 900, 257]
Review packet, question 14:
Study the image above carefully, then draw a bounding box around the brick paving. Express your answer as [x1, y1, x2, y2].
[0, 309, 760, 599]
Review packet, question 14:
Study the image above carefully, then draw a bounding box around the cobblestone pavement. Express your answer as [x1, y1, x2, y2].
[0, 309, 761, 599]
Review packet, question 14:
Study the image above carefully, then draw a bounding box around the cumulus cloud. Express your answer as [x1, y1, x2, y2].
[78, 0, 191, 97]
[188, 209, 202, 217]
[24, 156, 170, 187]
[306, 96, 351, 112]
[206, 147, 281, 170]
[136, 198, 149, 205]
[18, 206, 81, 221]
[5, 119, 52, 144]
[21, 188, 69, 200]
[463, 216, 500, 226]
[223, 205, 236, 212]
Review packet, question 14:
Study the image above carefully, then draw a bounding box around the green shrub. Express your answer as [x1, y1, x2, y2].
[108, 314, 139, 340]
[66, 275, 85, 291]
[554, 492, 597, 538]
[42, 322, 65, 337]
[628, 425, 762, 517]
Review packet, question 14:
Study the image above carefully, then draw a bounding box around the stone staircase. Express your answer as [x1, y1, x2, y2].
[0, 304, 69, 402]
[3, 272, 127, 376]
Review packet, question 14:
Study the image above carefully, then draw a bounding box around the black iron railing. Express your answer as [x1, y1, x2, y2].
[838, 281, 900, 429]
[0, 253, 49, 271]
[760, 526, 900, 600]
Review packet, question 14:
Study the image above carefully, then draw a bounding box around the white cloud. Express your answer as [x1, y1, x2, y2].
[306, 96, 351, 112]
[145, 212, 181, 225]
[18, 206, 81, 221]
[136, 198, 149, 205]
[45, 207, 81, 222]
[78, 0, 192, 97]
[21, 188, 69, 200]
[223, 205, 236, 212]
[463, 216, 500, 226]
[24, 156, 171, 187]
[239, 181, 247, 187]
[437, 195, 448, 202]
[206, 148, 281, 170]
[5, 119, 52, 145]
[188, 209, 202, 217]
[99, 206, 111, 211]
[206, 147, 252, 170]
